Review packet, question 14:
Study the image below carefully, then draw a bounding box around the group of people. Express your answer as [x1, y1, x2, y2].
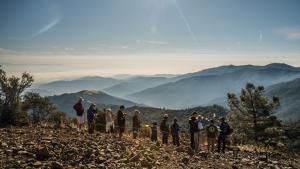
[73, 97, 231, 153]
[188, 112, 231, 153]
[72, 97, 141, 140]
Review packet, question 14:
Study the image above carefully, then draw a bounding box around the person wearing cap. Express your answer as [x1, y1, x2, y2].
[160, 114, 169, 145]
[105, 108, 114, 133]
[73, 97, 84, 132]
[189, 111, 198, 149]
[132, 110, 141, 139]
[87, 103, 97, 134]
[171, 117, 180, 146]
[117, 105, 126, 140]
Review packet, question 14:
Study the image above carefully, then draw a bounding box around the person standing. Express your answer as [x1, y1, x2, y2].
[217, 117, 231, 153]
[117, 105, 126, 140]
[73, 97, 84, 132]
[87, 103, 97, 134]
[189, 112, 198, 149]
[194, 115, 203, 152]
[171, 118, 180, 146]
[206, 120, 218, 152]
[160, 114, 169, 145]
[132, 110, 141, 139]
[105, 108, 114, 133]
[151, 122, 158, 142]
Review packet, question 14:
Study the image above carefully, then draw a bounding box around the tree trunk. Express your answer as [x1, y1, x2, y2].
[253, 112, 258, 143]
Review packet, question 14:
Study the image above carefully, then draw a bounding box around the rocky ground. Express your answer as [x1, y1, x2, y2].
[0, 126, 299, 169]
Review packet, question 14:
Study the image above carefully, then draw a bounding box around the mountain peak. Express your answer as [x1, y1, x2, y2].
[265, 63, 296, 69]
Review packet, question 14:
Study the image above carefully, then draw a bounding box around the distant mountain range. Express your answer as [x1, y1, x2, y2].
[128, 63, 300, 108]
[266, 78, 300, 121]
[35, 76, 121, 96]
[33, 63, 300, 121]
[103, 76, 175, 97]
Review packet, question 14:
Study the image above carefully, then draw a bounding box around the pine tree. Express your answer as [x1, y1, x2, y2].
[227, 83, 280, 143]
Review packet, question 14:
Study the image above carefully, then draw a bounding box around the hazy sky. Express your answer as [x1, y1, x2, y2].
[0, 0, 300, 82]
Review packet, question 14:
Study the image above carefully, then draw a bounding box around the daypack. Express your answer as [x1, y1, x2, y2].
[73, 102, 84, 115]
[208, 125, 217, 134]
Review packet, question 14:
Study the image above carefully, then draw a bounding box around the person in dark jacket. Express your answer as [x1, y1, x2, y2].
[151, 122, 158, 142]
[171, 118, 180, 146]
[132, 110, 141, 139]
[160, 114, 169, 145]
[73, 97, 84, 132]
[87, 103, 97, 134]
[217, 117, 230, 153]
[189, 112, 198, 149]
[117, 105, 126, 140]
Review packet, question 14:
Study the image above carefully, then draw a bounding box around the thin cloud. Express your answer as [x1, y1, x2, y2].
[275, 26, 300, 40]
[145, 40, 168, 45]
[32, 17, 61, 37]
[135, 40, 168, 45]
[174, 0, 198, 44]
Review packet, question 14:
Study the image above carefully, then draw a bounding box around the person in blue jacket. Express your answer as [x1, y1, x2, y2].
[217, 117, 231, 153]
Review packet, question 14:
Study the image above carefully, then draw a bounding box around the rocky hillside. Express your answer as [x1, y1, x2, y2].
[0, 126, 299, 169]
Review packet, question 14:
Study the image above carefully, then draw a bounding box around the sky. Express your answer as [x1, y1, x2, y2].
[0, 0, 300, 82]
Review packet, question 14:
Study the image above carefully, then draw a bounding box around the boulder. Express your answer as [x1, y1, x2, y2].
[33, 161, 43, 167]
[51, 161, 64, 169]
[36, 147, 51, 160]
[141, 159, 153, 169]
[198, 151, 208, 159]
[181, 156, 189, 165]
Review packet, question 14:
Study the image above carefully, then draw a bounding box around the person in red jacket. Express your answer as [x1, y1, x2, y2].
[73, 97, 84, 132]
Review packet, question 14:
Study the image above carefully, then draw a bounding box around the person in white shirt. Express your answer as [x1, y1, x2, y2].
[194, 115, 204, 151]
[105, 108, 114, 133]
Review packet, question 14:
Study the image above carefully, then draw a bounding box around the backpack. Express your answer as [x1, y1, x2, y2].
[73, 102, 84, 115]
[208, 125, 217, 134]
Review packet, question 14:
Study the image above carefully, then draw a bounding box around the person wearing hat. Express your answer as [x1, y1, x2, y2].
[160, 114, 169, 145]
[73, 97, 84, 132]
[132, 110, 141, 139]
[87, 103, 97, 134]
[171, 117, 180, 146]
[105, 108, 114, 133]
